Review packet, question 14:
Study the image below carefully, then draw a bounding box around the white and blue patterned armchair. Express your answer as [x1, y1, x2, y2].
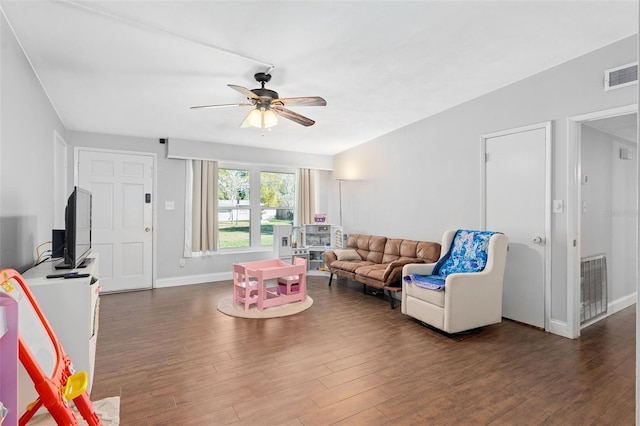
[401, 229, 509, 334]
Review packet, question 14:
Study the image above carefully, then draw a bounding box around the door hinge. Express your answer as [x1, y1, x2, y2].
[573, 239, 577, 247]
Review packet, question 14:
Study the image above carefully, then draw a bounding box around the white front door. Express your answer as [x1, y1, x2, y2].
[483, 123, 550, 329]
[77, 149, 153, 292]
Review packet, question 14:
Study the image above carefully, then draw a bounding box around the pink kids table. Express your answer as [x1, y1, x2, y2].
[238, 258, 307, 310]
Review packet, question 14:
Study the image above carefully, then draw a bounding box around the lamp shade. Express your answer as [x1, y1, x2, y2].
[246, 108, 262, 128]
[263, 109, 278, 128]
[244, 107, 278, 129]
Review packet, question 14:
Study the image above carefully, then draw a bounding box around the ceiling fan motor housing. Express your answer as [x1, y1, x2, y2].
[252, 73, 278, 100]
[251, 87, 279, 100]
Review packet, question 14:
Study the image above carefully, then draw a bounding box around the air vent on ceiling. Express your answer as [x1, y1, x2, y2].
[604, 62, 638, 91]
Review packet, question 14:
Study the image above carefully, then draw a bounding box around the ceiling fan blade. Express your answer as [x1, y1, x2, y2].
[274, 96, 327, 107]
[272, 105, 315, 127]
[190, 103, 252, 109]
[228, 84, 261, 101]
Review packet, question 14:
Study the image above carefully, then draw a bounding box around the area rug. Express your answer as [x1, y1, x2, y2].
[217, 296, 313, 318]
[28, 396, 120, 425]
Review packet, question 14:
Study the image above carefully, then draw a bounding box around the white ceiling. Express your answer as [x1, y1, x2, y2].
[1, 1, 638, 155]
[584, 113, 638, 143]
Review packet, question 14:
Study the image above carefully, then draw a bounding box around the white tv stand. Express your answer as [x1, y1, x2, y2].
[18, 253, 100, 410]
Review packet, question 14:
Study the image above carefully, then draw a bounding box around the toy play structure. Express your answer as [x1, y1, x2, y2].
[0, 268, 102, 425]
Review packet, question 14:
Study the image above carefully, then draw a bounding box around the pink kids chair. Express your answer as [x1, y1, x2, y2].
[232, 263, 259, 310]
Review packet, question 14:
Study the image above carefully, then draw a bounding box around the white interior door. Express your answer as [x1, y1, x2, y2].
[77, 149, 153, 292]
[483, 123, 550, 329]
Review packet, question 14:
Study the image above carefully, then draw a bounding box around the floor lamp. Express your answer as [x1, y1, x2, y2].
[337, 179, 343, 226]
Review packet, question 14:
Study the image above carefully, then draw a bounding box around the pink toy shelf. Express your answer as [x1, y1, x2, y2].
[0, 293, 18, 426]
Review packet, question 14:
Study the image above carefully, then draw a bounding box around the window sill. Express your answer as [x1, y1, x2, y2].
[217, 247, 275, 255]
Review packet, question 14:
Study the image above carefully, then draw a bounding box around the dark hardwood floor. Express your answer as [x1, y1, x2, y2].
[90, 276, 635, 425]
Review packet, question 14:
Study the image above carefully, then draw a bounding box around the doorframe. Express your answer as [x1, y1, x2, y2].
[566, 104, 638, 339]
[480, 121, 553, 331]
[73, 146, 158, 289]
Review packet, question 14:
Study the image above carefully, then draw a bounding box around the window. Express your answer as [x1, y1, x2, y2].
[260, 171, 295, 247]
[218, 168, 251, 249]
[218, 165, 295, 250]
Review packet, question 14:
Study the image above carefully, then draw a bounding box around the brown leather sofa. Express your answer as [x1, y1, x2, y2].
[323, 234, 441, 308]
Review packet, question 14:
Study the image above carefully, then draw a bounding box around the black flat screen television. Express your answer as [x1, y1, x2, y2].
[55, 186, 92, 269]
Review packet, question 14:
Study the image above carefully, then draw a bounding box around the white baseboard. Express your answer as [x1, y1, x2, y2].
[579, 293, 636, 330]
[550, 294, 637, 339]
[154, 272, 232, 288]
[608, 293, 636, 315]
[548, 319, 573, 339]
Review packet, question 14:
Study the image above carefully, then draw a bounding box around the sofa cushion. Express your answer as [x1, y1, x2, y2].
[354, 263, 388, 282]
[415, 241, 442, 263]
[334, 249, 361, 261]
[381, 238, 405, 263]
[345, 234, 387, 264]
[331, 260, 373, 273]
[380, 239, 441, 265]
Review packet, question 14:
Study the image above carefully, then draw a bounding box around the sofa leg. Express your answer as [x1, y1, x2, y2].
[387, 290, 396, 309]
[328, 273, 333, 287]
[363, 284, 367, 294]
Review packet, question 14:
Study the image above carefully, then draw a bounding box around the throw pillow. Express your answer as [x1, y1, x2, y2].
[334, 249, 361, 261]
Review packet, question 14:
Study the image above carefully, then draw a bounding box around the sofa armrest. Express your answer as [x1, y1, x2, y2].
[323, 251, 337, 266]
[382, 258, 425, 282]
[402, 262, 437, 277]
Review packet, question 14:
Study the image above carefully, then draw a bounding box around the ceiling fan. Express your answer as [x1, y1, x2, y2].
[190, 72, 327, 128]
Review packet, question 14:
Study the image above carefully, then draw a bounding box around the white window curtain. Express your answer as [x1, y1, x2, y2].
[184, 160, 218, 257]
[297, 168, 316, 225]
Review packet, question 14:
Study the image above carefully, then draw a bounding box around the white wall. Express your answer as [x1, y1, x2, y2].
[581, 125, 613, 258]
[608, 133, 637, 302]
[65, 131, 333, 285]
[581, 124, 637, 307]
[332, 35, 638, 327]
[0, 13, 67, 271]
[167, 137, 332, 170]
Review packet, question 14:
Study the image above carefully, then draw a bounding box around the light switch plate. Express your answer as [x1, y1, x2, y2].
[165, 201, 175, 211]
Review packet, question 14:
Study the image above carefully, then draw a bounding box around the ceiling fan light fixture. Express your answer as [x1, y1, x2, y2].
[263, 109, 278, 128]
[246, 106, 278, 129]
[246, 108, 263, 128]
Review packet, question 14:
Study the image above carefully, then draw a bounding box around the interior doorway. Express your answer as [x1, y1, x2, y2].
[567, 105, 638, 338]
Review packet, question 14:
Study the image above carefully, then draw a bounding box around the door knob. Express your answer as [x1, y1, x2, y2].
[145, 227, 151, 232]
[532, 236, 544, 244]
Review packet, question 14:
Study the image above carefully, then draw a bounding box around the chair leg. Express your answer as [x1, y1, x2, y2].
[328, 273, 334, 287]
